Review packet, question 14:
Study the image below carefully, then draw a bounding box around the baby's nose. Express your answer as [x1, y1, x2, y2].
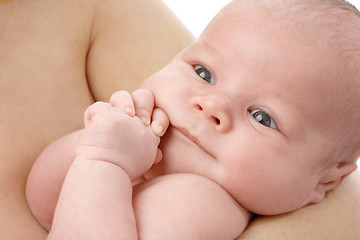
[191, 94, 232, 132]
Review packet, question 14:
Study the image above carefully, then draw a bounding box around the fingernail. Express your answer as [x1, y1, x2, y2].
[152, 121, 164, 136]
[141, 116, 150, 125]
[125, 107, 134, 116]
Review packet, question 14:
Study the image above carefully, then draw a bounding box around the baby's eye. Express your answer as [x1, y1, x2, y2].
[250, 110, 277, 129]
[194, 65, 215, 85]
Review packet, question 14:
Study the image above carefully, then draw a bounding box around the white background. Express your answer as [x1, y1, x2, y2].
[163, 0, 360, 37]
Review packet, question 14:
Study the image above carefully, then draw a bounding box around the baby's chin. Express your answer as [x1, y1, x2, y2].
[142, 145, 179, 180]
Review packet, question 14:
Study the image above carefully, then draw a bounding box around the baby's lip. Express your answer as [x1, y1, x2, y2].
[174, 126, 216, 159]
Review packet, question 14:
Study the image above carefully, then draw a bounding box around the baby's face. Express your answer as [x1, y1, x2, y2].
[142, 4, 344, 215]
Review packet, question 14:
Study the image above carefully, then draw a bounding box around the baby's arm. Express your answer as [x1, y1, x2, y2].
[133, 174, 251, 239]
[48, 153, 137, 239]
[26, 90, 166, 232]
[47, 90, 168, 239]
[26, 130, 83, 231]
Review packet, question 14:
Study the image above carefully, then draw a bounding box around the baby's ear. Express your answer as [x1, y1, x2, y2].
[308, 162, 357, 204]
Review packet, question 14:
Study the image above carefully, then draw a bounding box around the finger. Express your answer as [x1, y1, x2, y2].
[153, 148, 163, 164]
[132, 89, 154, 125]
[84, 101, 111, 126]
[109, 91, 135, 117]
[151, 108, 169, 137]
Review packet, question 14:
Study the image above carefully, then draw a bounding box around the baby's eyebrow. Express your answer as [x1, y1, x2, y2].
[184, 41, 222, 62]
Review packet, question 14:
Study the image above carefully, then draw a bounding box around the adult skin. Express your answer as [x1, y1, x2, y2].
[0, 0, 359, 239]
[0, 0, 192, 239]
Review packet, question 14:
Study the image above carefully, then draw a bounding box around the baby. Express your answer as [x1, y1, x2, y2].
[26, 0, 360, 239]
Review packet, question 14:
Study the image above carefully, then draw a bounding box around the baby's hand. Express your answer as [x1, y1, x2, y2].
[110, 89, 168, 136]
[109, 89, 169, 164]
[76, 90, 169, 180]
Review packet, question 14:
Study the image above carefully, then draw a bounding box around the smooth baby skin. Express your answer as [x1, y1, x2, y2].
[142, 0, 358, 215]
[27, 90, 250, 239]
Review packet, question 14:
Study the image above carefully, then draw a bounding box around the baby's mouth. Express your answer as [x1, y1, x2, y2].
[173, 126, 216, 159]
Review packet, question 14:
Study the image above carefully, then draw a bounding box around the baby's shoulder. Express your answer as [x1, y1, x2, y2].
[133, 174, 250, 239]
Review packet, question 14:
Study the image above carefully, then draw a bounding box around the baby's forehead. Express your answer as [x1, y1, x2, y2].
[203, 2, 360, 90]
[213, 0, 360, 97]
[217, 0, 360, 44]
